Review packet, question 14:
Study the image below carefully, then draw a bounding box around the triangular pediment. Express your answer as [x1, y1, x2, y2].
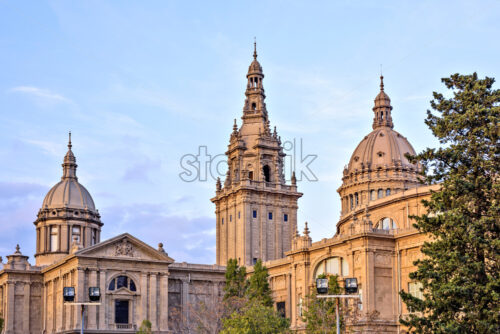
[75, 233, 174, 263]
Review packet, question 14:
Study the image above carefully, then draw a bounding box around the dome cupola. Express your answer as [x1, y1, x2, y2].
[34, 133, 102, 267]
[337, 77, 421, 219]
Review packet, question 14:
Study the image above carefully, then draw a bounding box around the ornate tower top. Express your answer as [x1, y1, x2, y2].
[62, 131, 77, 179]
[372, 75, 394, 129]
[212, 45, 302, 265]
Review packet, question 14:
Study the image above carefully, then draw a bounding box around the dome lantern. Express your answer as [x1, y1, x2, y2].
[34, 133, 102, 267]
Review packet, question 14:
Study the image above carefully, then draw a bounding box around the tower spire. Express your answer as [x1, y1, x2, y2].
[253, 37, 257, 59]
[62, 132, 77, 179]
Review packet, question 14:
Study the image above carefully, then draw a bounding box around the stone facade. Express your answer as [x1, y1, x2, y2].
[0, 139, 225, 334]
[2, 46, 435, 334]
[215, 52, 433, 333]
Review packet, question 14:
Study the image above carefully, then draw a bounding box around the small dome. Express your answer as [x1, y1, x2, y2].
[347, 127, 417, 173]
[41, 134, 97, 212]
[248, 59, 263, 75]
[374, 90, 391, 109]
[42, 179, 96, 211]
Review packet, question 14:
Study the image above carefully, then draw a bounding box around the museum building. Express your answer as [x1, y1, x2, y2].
[0, 47, 433, 333]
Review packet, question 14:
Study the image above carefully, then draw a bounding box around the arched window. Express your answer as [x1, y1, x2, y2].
[376, 217, 397, 230]
[263, 165, 271, 182]
[378, 189, 383, 199]
[386, 188, 391, 196]
[314, 257, 349, 278]
[349, 195, 353, 209]
[248, 171, 253, 180]
[108, 275, 137, 292]
[251, 102, 257, 110]
[370, 190, 376, 200]
[354, 193, 359, 206]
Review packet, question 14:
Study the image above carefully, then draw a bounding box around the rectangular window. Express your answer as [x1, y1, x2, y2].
[284, 214, 288, 222]
[276, 301, 286, 318]
[222, 218, 224, 225]
[253, 210, 257, 218]
[91, 229, 97, 245]
[268, 212, 273, 220]
[238, 211, 240, 219]
[230, 215, 232, 222]
[72, 226, 81, 244]
[253, 258, 257, 265]
[50, 226, 58, 252]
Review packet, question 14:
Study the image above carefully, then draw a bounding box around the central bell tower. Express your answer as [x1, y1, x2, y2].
[212, 44, 302, 266]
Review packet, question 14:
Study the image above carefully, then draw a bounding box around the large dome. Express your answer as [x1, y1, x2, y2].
[347, 127, 417, 174]
[337, 76, 421, 220]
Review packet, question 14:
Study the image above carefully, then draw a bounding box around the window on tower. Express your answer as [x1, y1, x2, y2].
[252, 102, 257, 110]
[378, 189, 383, 198]
[50, 226, 58, 252]
[253, 210, 257, 218]
[284, 214, 288, 222]
[72, 226, 81, 244]
[268, 212, 273, 220]
[263, 165, 271, 182]
[249, 171, 254, 180]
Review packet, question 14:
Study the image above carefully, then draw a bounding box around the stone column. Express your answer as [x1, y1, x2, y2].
[75, 268, 84, 329]
[140, 273, 148, 325]
[98, 270, 106, 329]
[181, 279, 189, 323]
[149, 273, 158, 330]
[5, 281, 15, 332]
[55, 277, 64, 332]
[23, 282, 31, 333]
[159, 273, 169, 331]
[88, 269, 97, 329]
[365, 250, 375, 314]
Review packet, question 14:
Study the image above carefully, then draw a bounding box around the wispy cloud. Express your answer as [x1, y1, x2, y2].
[9, 86, 72, 104]
[23, 139, 61, 157]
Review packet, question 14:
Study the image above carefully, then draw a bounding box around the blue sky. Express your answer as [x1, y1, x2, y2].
[0, 0, 498, 264]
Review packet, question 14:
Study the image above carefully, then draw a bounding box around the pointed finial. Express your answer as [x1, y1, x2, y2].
[68, 131, 72, 150]
[291, 171, 297, 185]
[380, 75, 384, 92]
[253, 37, 257, 59]
[233, 119, 238, 132]
[303, 222, 310, 237]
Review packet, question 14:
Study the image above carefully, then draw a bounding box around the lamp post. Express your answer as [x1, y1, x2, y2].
[315, 277, 361, 334]
[63, 286, 101, 334]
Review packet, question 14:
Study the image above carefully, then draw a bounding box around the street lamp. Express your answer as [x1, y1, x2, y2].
[315, 277, 361, 334]
[344, 278, 358, 294]
[89, 287, 101, 302]
[63, 286, 101, 334]
[316, 278, 329, 294]
[63, 287, 75, 302]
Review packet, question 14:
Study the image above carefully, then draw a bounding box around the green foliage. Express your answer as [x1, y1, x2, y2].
[136, 319, 152, 334]
[400, 73, 500, 333]
[221, 299, 290, 334]
[224, 259, 248, 299]
[246, 259, 273, 307]
[302, 275, 345, 333]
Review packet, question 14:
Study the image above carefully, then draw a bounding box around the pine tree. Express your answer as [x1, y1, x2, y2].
[220, 299, 290, 334]
[400, 73, 500, 333]
[224, 259, 247, 299]
[246, 259, 273, 307]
